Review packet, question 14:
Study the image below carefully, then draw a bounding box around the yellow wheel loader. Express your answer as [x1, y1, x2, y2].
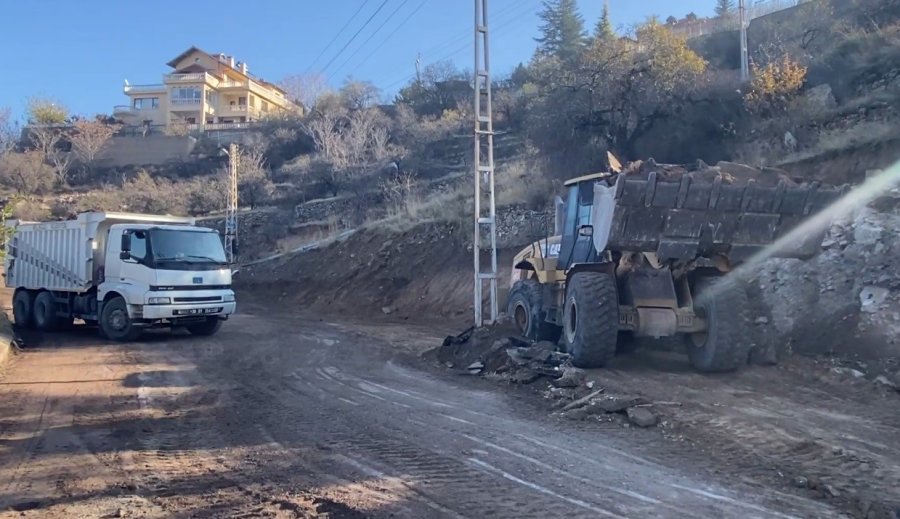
[508, 164, 847, 372]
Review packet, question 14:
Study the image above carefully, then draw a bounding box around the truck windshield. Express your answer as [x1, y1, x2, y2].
[149, 230, 227, 265]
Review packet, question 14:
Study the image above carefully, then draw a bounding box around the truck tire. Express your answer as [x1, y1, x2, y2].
[562, 272, 619, 368]
[100, 297, 142, 342]
[686, 278, 751, 373]
[187, 318, 222, 337]
[507, 279, 560, 342]
[33, 291, 60, 331]
[13, 290, 35, 329]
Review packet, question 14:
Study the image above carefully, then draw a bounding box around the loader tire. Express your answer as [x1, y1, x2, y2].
[686, 278, 751, 373]
[508, 279, 559, 342]
[33, 291, 60, 331]
[13, 290, 35, 329]
[562, 272, 618, 368]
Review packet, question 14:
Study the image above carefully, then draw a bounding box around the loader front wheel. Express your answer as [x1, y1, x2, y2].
[508, 279, 559, 342]
[686, 278, 751, 373]
[562, 272, 618, 368]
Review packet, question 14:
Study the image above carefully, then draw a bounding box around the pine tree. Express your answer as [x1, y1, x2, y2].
[535, 0, 587, 61]
[715, 0, 735, 17]
[593, 1, 615, 41]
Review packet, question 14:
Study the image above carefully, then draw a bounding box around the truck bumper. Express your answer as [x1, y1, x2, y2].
[140, 301, 237, 320]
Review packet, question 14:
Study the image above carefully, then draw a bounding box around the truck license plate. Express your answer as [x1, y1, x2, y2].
[175, 307, 222, 316]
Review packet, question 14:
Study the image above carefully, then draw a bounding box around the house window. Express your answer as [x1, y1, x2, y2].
[261, 100, 269, 112]
[133, 97, 159, 110]
[238, 96, 247, 106]
[172, 88, 201, 100]
[249, 95, 255, 107]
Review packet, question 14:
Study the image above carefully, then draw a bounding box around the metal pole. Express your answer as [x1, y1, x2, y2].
[473, 0, 498, 326]
[739, 0, 749, 82]
[225, 142, 239, 265]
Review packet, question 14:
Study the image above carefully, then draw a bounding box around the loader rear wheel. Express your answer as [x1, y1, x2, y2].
[13, 290, 35, 329]
[562, 272, 618, 368]
[686, 278, 751, 373]
[33, 291, 60, 331]
[508, 279, 559, 342]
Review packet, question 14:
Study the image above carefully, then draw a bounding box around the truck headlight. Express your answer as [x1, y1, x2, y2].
[148, 297, 171, 304]
[223, 292, 235, 302]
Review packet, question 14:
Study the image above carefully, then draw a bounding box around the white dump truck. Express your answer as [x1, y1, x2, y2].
[4, 212, 236, 341]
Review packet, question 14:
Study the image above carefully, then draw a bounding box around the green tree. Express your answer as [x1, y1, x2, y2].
[593, 1, 615, 41]
[714, 0, 735, 17]
[535, 0, 586, 61]
[25, 98, 68, 125]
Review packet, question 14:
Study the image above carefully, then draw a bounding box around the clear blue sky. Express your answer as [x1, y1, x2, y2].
[0, 0, 713, 120]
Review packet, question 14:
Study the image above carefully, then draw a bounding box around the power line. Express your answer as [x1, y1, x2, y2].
[304, 0, 373, 73]
[328, 0, 413, 82]
[378, 0, 541, 91]
[350, 0, 429, 78]
[320, 0, 391, 75]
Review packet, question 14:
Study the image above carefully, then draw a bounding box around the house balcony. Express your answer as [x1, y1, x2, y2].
[123, 83, 165, 94]
[218, 104, 259, 117]
[169, 98, 202, 111]
[219, 80, 247, 90]
[164, 72, 219, 87]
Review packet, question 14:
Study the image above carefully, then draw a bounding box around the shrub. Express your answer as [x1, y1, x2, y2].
[744, 54, 808, 116]
[10, 199, 50, 221]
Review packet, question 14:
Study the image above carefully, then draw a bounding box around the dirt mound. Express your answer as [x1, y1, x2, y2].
[621, 158, 799, 187]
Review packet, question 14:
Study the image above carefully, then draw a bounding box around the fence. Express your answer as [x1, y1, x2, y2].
[669, 0, 807, 39]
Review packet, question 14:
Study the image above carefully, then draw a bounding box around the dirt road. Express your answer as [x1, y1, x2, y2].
[0, 302, 855, 518]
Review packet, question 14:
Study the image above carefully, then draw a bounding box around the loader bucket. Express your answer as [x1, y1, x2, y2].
[599, 171, 849, 262]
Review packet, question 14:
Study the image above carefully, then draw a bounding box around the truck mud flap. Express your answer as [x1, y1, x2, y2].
[606, 172, 849, 261]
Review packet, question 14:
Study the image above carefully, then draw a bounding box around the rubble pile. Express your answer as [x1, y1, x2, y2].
[437, 319, 662, 427]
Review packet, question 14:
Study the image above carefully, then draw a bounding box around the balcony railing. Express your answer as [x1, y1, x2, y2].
[220, 80, 247, 88]
[124, 84, 164, 94]
[165, 72, 206, 82]
[170, 98, 202, 109]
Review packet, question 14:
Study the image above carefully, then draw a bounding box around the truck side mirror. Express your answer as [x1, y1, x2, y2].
[578, 225, 594, 237]
[120, 233, 131, 260]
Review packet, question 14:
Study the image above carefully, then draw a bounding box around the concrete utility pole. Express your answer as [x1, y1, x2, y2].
[225, 142, 239, 265]
[473, 0, 498, 326]
[739, 0, 750, 81]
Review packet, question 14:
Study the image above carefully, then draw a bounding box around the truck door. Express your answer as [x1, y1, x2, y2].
[557, 182, 597, 270]
[108, 228, 151, 285]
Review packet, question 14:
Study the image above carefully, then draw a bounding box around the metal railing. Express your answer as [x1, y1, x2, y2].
[669, 0, 802, 39]
[220, 80, 247, 88]
[170, 98, 201, 106]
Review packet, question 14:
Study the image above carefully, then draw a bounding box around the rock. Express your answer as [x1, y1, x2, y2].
[626, 407, 658, 428]
[860, 286, 890, 313]
[594, 395, 641, 413]
[832, 367, 865, 379]
[467, 361, 484, 374]
[874, 375, 898, 390]
[510, 368, 541, 384]
[755, 316, 769, 325]
[854, 222, 884, 246]
[822, 484, 840, 498]
[551, 367, 586, 388]
[793, 476, 809, 488]
[784, 131, 798, 152]
[562, 406, 594, 421]
[804, 84, 837, 110]
[832, 446, 844, 456]
[381, 306, 393, 315]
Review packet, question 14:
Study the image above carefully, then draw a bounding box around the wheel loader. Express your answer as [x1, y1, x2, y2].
[507, 162, 847, 372]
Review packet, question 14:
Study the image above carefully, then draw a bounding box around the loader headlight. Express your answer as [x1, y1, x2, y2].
[148, 297, 171, 304]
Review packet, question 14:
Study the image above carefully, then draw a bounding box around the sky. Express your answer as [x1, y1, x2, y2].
[0, 0, 715, 121]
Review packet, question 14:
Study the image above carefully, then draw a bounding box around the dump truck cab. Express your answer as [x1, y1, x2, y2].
[509, 165, 846, 372]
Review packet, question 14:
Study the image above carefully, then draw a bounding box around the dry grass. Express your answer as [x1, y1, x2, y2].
[778, 120, 896, 164]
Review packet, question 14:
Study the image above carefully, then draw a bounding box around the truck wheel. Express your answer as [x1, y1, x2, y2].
[686, 278, 751, 373]
[13, 290, 35, 329]
[187, 318, 222, 337]
[100, 297, 141, 342]
[507, 279, 560, 342]
[33, 292, 60, 331]
[562, 272, 619, 368]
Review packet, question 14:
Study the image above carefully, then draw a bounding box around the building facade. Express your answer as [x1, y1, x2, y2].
[114, 46, 301, 132]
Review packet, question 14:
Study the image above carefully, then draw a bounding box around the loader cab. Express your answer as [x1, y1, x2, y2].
[558, 177, 606, 270]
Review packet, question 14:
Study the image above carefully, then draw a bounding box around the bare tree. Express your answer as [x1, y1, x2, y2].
[0, 150, 55, 194]
[0, 107, 18, 157]
[278, 73, 329, 109]
[70, 119, 120, 170]
[339, 80, 381, 111]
